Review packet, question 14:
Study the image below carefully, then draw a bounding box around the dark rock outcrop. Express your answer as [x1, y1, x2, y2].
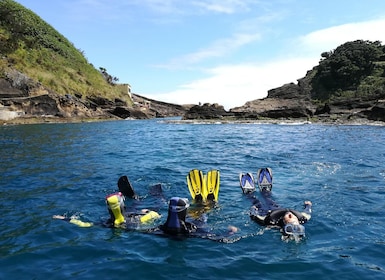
[132, 94, 187, 118]
[108, 106, 148, 119]
[360, 101, 385, 121]
[183, 103, 232, 120]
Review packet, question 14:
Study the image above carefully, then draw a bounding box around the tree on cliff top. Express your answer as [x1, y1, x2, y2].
[311, 40, 385, 101]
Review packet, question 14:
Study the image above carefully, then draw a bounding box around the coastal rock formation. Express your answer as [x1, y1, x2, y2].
[0, 71, 114, 122]
[0, 70, 187, 123]
[182, 103, 231, 120]
[183, 69, 385, 123]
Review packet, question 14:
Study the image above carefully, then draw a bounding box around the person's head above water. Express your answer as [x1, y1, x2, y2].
[168, 197, 189, 221]
[162, 197, 190, 234]
[283, 211, 300, 225]
[283, 211, 305, 239]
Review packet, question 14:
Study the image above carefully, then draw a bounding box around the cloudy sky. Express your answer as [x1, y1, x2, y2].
[16, 0, 385, 109]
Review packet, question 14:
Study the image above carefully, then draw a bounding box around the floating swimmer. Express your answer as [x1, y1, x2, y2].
[53, 176, 162, 229]
[53, 191, 161, 229]
[241, 167, 312, 242]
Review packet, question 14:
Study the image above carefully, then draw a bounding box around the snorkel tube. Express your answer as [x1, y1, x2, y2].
[106, 192, 126, 227]
[162, 197, 190, 234]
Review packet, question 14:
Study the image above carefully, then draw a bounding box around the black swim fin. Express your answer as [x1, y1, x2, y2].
[118, 175, 137, 199]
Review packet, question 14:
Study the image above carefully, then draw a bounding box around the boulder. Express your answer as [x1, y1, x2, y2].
[361, 101, 385, 121]
[183, 103, 233, 120]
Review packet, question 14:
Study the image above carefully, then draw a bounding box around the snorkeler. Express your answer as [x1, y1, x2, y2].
[240, 168, 312, 241]
[54, 175, 237, 241]
[53, 175, 162, 229]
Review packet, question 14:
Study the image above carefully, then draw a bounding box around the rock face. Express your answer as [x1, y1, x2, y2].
[182, 103, 231, 120]
[0, 70, 187, 123]
[0, 70, 113, 121]
[2, 68, 385, 124]
[184, 69, 385, 123]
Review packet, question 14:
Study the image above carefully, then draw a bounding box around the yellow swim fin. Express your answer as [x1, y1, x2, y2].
[139, 210, 161, 224]
[204, 169, 220, 202]
[69, 218, 93, 228]
[187, 169, 204, 202]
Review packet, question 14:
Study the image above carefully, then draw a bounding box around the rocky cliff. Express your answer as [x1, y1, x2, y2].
[0, 69, 187, 124]
[183, 40, 385, 124]
[230, 69, 385, 123]
[183, 71, 385, 123]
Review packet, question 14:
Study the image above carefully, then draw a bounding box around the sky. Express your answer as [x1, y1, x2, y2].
[15, 0, 385, 110]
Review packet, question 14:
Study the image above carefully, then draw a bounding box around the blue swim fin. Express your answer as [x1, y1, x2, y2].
[239, 172, 256, 194]
[256, 168, 273, 192]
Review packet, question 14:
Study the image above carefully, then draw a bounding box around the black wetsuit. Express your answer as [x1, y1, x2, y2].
[248, 190, 312, 228]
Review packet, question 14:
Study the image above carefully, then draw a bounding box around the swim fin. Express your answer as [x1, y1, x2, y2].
[256, 167, 273, 192]
[204, 169, 220, 202]
[187, 169, 204, 202]
[118, 175, 138, 199]
[239, 172, 255, 194]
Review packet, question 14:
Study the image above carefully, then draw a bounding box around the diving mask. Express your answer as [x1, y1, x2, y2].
[169, 197, 190, 212]
[284, 223, 305, 237]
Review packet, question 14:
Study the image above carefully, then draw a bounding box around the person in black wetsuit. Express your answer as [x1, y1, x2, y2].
[54, 176, 238, 241]
[245, 169, 312, 241]
[53, 175, 162, 229]
[249, 191, 312, 241]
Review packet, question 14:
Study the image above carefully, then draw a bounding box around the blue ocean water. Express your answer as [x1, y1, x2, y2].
[0, 119, 384, 279]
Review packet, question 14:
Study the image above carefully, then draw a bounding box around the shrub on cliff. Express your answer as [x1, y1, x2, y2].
[311, 40, 385, 101]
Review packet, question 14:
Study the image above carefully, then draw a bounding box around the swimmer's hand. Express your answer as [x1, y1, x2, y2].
[304, 201, 312, 207]
[227, 225, 239, 235]
[52, 215, 93, 227]
[52, 215, 66, 220]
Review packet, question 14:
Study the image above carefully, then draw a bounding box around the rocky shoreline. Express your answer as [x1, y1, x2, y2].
[0, 70, 187, 125]
[1, 70, 385, 126]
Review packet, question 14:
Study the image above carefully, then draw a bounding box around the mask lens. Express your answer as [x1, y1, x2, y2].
[284, 224, 305, 236]
[169, 198, 190, 212]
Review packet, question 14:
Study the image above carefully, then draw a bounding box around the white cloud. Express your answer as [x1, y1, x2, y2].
[298, 18, 385, 56]
[147, 17, 385, 110]
[161, 33, 261, 68]
[146, 57, 316, 110]
[192, 0, 253, 14]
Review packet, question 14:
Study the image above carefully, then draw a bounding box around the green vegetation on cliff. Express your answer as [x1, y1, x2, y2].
[311, 40, 385, 101]
[0, 0, 130, 103]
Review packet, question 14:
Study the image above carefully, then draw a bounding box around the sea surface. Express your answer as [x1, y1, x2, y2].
[1, 119, 384, 279]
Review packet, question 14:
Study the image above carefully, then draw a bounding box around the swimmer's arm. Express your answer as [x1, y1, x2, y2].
[249, 205, 266, 225]
[301, 201, 312, 221]
[52, 215, 93, 228]
[203, 225, 240, 243]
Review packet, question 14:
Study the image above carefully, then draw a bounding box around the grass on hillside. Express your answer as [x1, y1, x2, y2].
[0, 0, 132, 104]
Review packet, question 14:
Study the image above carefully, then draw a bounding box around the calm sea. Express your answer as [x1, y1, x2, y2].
[1, 119, 384, 279]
